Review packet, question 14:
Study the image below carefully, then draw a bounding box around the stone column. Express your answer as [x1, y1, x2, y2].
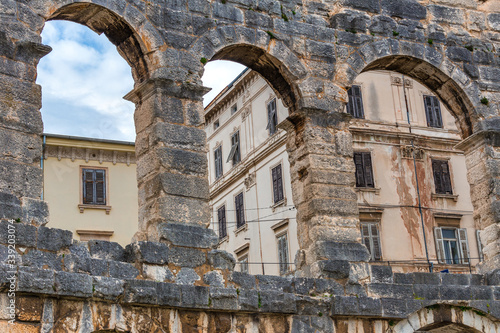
[125, 79, 217, 247]
[282, 105, 370, 278]
[457, 130, 500, 273]
[0, 34, 51, 226]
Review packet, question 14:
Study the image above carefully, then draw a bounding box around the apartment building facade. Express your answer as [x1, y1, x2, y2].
[42, 134, 138, 246]
[205, 68, 482, 275]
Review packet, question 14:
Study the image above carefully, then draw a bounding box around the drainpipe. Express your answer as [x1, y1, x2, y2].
[41, 135, 46, 200]
[402, 76, 432, 273]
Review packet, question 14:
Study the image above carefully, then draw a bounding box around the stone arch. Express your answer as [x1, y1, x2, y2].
[341, 39, 481, 138]
[393, 304, 500, 332]
[190, 28, 308, 112]
[37, 1, 165, 83]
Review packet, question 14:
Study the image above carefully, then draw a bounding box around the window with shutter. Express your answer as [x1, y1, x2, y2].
[218, 206, 227, 239]
[214, 146, 223, 179]
[432, 160, 453, 194]
[82, 168, 107, 205]
[435, 227, 470, 264]
[277, 233, 289, 275]
[423, 95, 443, 128]
[227, 131, 241, 165]
[239, 255, 249, 273]
[235, 192, 245, 229]
[354, 152, 375, 188]
[360, 222, 382, 261]
[267, 99, 278, 135]
[231, 104, 238, 115]
[346, 85, 365, 119]
[476, 230, 484, 262]
[271, 164, 284, 204]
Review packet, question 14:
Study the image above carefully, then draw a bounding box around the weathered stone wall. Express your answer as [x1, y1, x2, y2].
[1, 0, 500, 330]
[0, 223, 499, 332]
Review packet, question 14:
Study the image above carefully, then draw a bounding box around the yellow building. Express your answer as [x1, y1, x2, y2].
[42, 134, 138, 246]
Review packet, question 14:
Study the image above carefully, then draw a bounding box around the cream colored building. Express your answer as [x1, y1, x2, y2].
[205, 69, 482, 275]
[43, 134, 138, 246]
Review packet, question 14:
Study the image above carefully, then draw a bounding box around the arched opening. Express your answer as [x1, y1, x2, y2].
[362, 55, 476, 139]
[201, 46, 301, 275]
[34, 3, 152, 245]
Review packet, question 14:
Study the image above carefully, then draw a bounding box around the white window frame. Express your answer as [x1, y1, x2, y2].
[434, 227, 470, 265]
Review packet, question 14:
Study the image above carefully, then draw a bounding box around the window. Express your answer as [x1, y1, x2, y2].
[432, 160, 452, 194]
[346, 85, 364, 119]
[217, 205, 227, 239]
[213, 119, 220, 130]
[267, 98, 278, 135]
[235, 192, 245, 229]
[360, 222, 382, 261]
[239, 255, 249, 273]
[214, 146, 223, 179]
[354, 152, 374, 188]
[277, 233, 289, 275]
[476, 230, 484, 262]
[271, 164, 284, 204]
[227, 131, 241, 166]
[82, 168, 106, 205]
[231, 104, 238, 115]
[434, 227, 469, 264]
[424, 95, 443, 128]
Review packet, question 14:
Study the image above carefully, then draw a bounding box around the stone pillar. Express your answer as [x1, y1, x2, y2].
[125, 79, 217, 246]
[0, 32, 51, 226]
[282, 105, 370, 278]
[457, 130, 500, 273]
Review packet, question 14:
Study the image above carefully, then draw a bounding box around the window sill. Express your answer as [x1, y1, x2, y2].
[78, 204, 111, 215]
[355, 187, 380, 194]
[271, 198, 287, 212]
[234, 223, 248, 235]
[432, 193, 458, 202]
[218, 235, 228, 245]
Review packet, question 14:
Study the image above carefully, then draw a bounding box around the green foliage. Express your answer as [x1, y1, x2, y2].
[236, 288, 240, 295]
[200, 57, 208, 65]
[465, 45, 474, 52]
[345, 28, 357, 34]
[258, 292, 262, 308]
[481, 97, 489, 106]
[15, 218, 21, 223]
[388, 320, 395, 326]
[392, 30, 399, 36]
[266, 31, 276, 39]
[318, 312, 323, 317]
[428, 39, 433, 45]
[208, 297, 212, 306]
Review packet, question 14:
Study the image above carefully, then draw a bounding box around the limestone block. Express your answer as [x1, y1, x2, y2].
[17, 266, 54, 294]
[126, 241, 169, 265]
[92, 276, 124, 300]
[109, 261, 139, 279]
[0, 219, 36, 247]
[175, 267, 200, 285]
[22, 250, 62, 271]
[54, 271, 92, 297]
[209, 287, 238, 310]
[159, 223, 217, 249]
[207, 250, 236, 270]
[36, 226, 72, 252]
[88, 240, 126, 261]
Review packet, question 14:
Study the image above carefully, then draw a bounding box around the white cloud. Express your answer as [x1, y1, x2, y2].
[37, 21, 247, 141]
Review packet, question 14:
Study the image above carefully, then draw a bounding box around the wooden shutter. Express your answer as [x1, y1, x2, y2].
[370, 224, 382, 261]
[214, 147, 222, 179]
[432, 160, 444, 194]
[441, 162, 452, 194]
[363, 153, 374, 188]
[476, 230, 484, 262]
[218, 206, 226, 239]
[83, 170, 94, 204]
[272, 165, 284, 203]
[347, 85, 364, 119]
[458, 228, 470, 264]
[434, 227, 445, 264]
[278, 234, 289, 275]
[360, 223, 371, 258]
[267, 99, 277, 134]
[354, 153, 365, 187]
[424, 95, 443, 128]
[94, 170, 106, 205]
[235, 193, 245, 228]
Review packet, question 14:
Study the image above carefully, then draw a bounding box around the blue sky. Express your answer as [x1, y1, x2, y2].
[37, 21, 246, 142]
